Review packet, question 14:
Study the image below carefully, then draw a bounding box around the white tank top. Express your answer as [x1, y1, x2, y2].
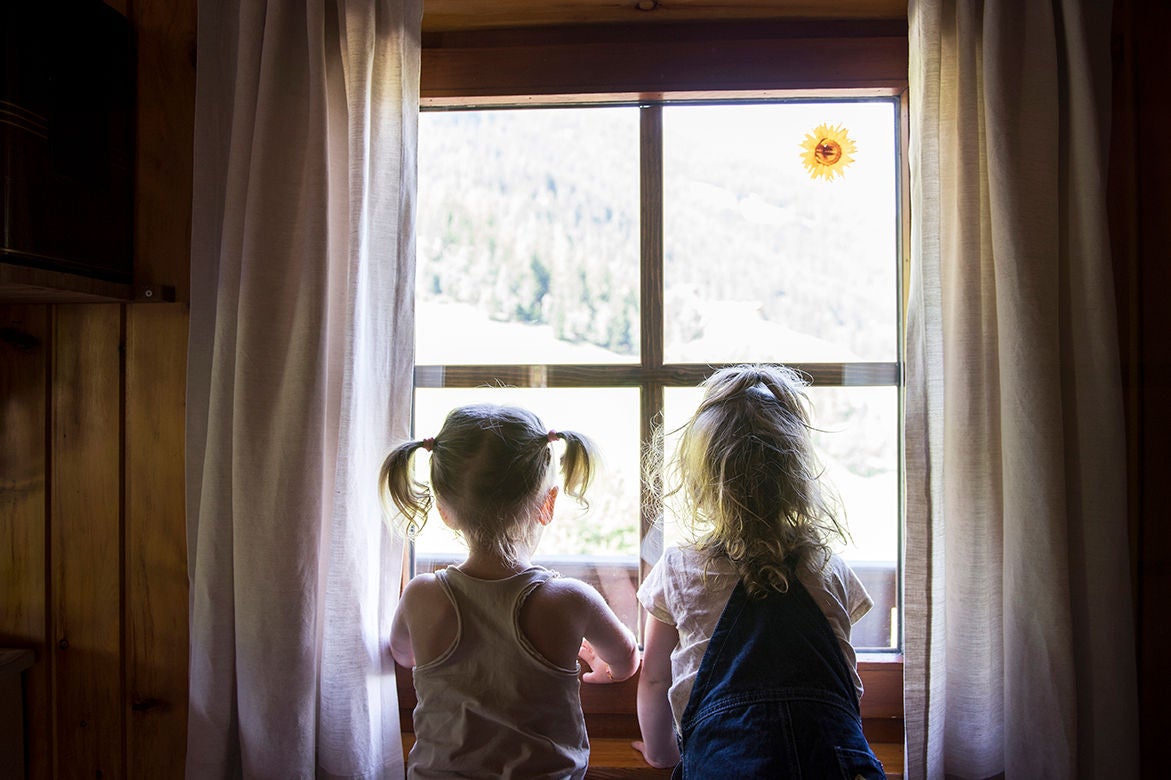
[408, 566, 589, 779]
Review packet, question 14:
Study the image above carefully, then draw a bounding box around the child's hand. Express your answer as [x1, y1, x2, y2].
[632, 740, 677, 769]
[579, 638, 620, 684]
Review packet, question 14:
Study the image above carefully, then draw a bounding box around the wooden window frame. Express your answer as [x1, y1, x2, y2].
[406, 18, 908, 746]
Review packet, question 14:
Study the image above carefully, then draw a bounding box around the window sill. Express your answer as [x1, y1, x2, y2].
[579, 738, 904, 779]
[397, 655, 904, 747]
[400, 734, 904, 779]
[856, 653, 904, 744]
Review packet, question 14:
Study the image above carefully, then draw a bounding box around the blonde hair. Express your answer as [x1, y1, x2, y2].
[660, 364, 847, 598]
[379, 404, 597, 566]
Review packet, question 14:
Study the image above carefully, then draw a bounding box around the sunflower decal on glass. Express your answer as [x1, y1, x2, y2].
[800, 123, 857, 181]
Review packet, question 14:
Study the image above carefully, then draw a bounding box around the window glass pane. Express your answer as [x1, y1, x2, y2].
[417, 108, 641, 365]
[411, 387, 642, 632]
[663, 101, 898, 364]
[662, 384, 898, 649]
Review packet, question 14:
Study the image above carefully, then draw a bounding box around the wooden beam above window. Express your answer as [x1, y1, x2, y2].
[421, 20, 908, 105]
[423, 0, 907, 34]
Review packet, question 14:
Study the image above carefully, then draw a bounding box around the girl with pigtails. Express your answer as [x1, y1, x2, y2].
[382, 403, 639, 780]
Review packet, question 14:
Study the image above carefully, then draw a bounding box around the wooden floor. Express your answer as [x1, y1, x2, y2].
[402, 735, 904, 778]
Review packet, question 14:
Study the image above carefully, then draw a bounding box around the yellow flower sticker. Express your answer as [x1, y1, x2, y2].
[800, 123, 857, 181]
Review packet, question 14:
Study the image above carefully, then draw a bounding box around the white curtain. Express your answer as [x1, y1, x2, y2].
[185, 1, 420, 777]
[905, 1, 1138, 778]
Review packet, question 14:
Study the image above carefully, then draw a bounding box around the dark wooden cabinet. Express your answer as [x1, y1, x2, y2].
[1, 1, 134, 302]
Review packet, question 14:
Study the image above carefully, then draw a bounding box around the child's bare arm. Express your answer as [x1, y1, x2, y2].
[389, 582, 417, 668]
[391, 573, 457, 669]
[577, 584, 640, 683]
[633, 615, 680, 768]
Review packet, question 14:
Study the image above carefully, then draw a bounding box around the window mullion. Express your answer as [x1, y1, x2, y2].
[639, 104, 664, 592]
[640, 104, 664, 372]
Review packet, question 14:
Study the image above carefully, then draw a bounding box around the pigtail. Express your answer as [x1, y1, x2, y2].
[552, 429, 598, 506]
[378, 439, 434, 538]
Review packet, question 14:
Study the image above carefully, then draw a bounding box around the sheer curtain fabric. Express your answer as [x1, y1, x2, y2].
[905, 0, 1139, 778]
[185, 1, 420, 777]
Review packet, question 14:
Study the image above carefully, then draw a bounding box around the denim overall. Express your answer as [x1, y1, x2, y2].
[675, 578, 887, 779]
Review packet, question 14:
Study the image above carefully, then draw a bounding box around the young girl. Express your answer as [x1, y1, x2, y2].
[634, 364, 886, 778]
[382, 403, 640, 779]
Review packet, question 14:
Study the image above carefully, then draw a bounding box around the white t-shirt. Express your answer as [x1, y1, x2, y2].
[637, 545, 873, 732]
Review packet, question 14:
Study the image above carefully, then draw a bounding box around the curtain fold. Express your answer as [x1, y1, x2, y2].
[905, 1, 1138, 777]
[186, 1, 420, 777]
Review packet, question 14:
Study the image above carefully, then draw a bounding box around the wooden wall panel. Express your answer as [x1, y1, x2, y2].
[1109, 1, 1170, 773]
[1132, 0, 1171, 771]
[0, 305, 52, 780]
[124, 303, 189, 778]
[51, 304, 125, 779]
[122, 0, 197, 764]
[130, 0, 196, 302]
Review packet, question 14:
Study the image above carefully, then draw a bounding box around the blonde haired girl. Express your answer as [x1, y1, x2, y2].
[383, 403, 639, 779]
[634, 365, 885, 778]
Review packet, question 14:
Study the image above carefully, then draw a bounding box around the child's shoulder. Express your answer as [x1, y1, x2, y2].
[657, 544, 697, 567]
[400, 570, 450, 608]
[642, 545, 735, 598]
[822, 553, 866, 586]
[800, 553, 853, 588]
[658, 544, 729, 575]
[525, 572, 613, 629]
[397, 571, 459, 642]
[534, 571, 603, 604]
[800, 554, 873, 620]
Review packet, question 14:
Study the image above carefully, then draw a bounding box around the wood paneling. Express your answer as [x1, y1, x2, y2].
[1, 303, 192, 780]
[1125, 0, 1171, 773]
[0, 305, 51, 780]
[125, 303, 189, 779]
[50, 304, 124, 779]
[1108, 0, 1170, 774]
[0, 1, 196, 777]
[130, 0, 196, 301]
[0, 266, 132, 304]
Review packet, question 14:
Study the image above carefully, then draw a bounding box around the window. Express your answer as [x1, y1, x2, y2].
[412, 99, 903, 653]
